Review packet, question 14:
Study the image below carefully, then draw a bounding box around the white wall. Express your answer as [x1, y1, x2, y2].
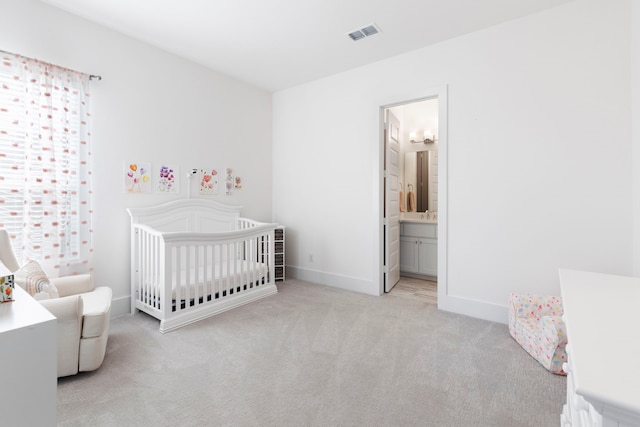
[1, 0, 273, 316]
[273, 0, 632, 322]
[634, 2, 640, 277]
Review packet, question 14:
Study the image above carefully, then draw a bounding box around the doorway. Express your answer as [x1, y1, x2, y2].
[380, 87, 448, 308]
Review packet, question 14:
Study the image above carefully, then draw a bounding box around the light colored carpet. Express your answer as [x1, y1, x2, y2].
[58, 279, 565, 427]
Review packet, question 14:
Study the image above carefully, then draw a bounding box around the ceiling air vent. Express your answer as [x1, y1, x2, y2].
[347, 23, 381, 41]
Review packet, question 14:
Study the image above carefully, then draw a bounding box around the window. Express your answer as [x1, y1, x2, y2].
[0, 52, 92, 276]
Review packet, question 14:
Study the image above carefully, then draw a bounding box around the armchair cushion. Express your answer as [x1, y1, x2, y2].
[40, 295, 83, 377]
[79, 287, 112, 338]
[50, 274, 93, 297]
[13, 260, 59, 299]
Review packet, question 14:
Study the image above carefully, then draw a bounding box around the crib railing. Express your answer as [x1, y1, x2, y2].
[131, 224, 164, 315]
[130, 221, 276, 320]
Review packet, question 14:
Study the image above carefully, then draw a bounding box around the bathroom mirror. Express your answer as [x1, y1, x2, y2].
[404, 150, 437, 212]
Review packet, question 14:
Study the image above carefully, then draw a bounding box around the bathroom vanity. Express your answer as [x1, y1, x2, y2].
[399, 215, 437, 277]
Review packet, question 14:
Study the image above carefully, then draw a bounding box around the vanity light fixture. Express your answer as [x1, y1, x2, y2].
[410, 129, 437, 144]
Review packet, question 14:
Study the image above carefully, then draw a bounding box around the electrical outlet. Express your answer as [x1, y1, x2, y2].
[308, 254, 314, 262]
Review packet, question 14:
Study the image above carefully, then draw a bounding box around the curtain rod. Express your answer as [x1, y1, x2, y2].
[0, 48, 102, 81]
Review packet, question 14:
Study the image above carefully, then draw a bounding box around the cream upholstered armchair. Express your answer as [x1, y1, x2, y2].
[0, 230, 112, 377]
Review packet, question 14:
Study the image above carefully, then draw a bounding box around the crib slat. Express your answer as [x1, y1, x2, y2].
[163, 243, 171, 317]
[213, 244, 218, 299]
[137, 228, 142, 306]
[236, 238, 242, 292]
[144, 229, 151, 308]
[175, 245, 182, 312]
[226, 243, 232, 296]
[216, 244, 222, 298]
[186, 245, 192, 309]
[203, 245, 210, 303]
[225, 243, 233, 295]
[150, 232, 156, 308]
[252, 234, 258, 287]
[139, 230, 143, 305]
[249, 236, 254, 288]
[258, 234, 264, 286]
[142, 228, 148, 306]
[141, 229, 146, 305]
[243, 237, 249, 290]
[153, 233, 159, 309]
[194, 244, 201, 307]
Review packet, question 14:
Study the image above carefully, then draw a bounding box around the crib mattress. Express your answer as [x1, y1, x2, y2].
[169, 259, 268, 299]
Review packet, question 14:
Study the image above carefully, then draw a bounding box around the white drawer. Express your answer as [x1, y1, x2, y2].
[403, 223, 437, 238]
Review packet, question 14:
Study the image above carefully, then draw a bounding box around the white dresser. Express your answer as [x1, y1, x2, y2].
[559, 269, 640, 427]
[0, 285, 57, 427]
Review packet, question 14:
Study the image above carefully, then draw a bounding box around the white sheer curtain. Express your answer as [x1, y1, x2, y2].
[0, 52, 92, 276]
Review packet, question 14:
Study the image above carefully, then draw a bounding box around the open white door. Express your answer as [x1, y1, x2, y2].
[384, 109, 401, 292]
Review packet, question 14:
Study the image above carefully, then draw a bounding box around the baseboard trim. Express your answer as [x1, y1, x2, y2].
[289, 266, 508, 324]
[287, 266, 377, 296]
[438, 293, 508, 324]
[110, 295, 131, 318]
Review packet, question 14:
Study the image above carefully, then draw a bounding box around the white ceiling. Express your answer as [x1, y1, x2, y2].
[40, 0, 571, 92]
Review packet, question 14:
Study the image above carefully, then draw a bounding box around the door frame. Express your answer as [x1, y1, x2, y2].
[377, 85, 448, 308]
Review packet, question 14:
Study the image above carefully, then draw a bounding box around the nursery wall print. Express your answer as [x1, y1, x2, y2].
[200, 168, 219, 195]
[225, 168, 234, 195]
[157, 164, 179, 193]
[124, 162, 151, 194]
[234, 176, 243, 189]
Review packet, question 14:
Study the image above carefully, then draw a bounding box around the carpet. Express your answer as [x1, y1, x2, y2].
[58, 279, 565, 426]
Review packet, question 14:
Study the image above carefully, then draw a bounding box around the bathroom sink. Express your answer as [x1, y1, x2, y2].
[400, 212, 437, 223]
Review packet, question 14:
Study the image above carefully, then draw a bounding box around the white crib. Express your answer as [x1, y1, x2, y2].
[127, 199, 278, 333]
